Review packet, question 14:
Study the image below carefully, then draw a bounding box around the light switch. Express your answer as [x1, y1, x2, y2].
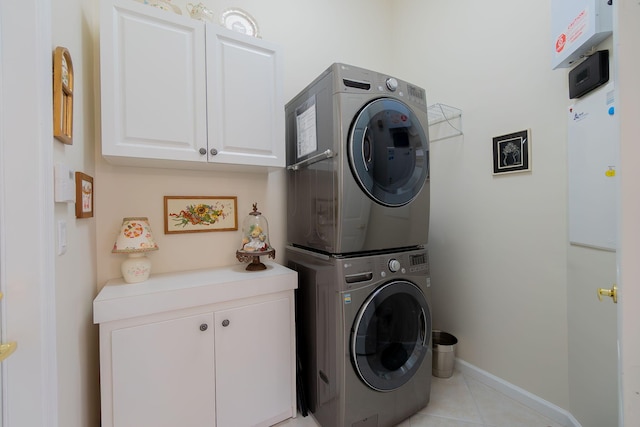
[58, 220, 67, 255]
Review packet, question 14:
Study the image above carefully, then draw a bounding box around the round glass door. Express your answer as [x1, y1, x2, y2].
[351, 280, 431, 391]
[349, 98, 429, 207]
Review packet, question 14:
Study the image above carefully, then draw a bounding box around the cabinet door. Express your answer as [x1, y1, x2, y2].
[101, 0, 207, 163]
[206, 25, 285, 168]
[214, 297, 293, 426]
[110, 313, 215, 427]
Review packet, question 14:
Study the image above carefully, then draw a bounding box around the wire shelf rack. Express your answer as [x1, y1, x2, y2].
[427, 103, 462, 142]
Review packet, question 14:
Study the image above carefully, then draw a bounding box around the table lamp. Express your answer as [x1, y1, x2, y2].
[112, 217, 159, 283]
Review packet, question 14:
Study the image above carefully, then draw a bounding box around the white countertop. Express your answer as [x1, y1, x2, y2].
[93, 261, 297, 324]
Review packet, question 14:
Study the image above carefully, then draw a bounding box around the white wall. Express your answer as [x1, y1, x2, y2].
[52, 0, 100, 426]
[391, 0, 570, 408]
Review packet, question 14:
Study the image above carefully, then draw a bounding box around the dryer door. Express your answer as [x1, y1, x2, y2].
[349, 98, 429, 207]
[351, 280, 431, 392]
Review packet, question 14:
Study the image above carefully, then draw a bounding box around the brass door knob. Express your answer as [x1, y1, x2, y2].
[0, 342, 17, 362]
[0, 292, 17, 362]
[597, 285, 618, 303]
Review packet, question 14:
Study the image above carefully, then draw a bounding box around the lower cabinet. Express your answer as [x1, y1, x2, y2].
[111, 313, 216, 427]
[214, 298, 292, 426]
[94, 263, 297, 427]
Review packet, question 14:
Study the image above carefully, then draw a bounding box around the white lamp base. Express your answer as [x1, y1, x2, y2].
[121, 253, 152, 283]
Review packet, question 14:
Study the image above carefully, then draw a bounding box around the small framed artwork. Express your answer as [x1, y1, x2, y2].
[75, 172, 93, 218]
[53, 46, 74, 145]
[164, 196, 238, 234]
[492, 129, 531, 175]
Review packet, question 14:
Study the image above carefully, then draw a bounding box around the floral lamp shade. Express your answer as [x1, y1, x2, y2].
[113, 217, 159, 253]
[112, 217, 158, 283]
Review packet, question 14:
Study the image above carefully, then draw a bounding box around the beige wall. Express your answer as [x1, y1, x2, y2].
[53, 0, 586, 424]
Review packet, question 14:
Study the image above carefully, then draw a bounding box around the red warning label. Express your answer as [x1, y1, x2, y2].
[555, 33, 567, 53]
[554, 8, 589, 58]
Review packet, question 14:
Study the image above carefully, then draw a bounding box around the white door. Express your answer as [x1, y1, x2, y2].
[0, 0, 58, 426]
[566, 74, 619, 425]
[616, 1, 640, 425]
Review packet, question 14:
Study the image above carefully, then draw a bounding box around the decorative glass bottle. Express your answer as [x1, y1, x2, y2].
[236, 203, 275, 270]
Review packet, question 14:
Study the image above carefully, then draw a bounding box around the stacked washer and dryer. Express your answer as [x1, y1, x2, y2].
[285, 63, 432, 427]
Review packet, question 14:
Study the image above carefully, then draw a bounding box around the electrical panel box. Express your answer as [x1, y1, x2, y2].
[551, 0, 612, 69]
[569, 50, 609, 99]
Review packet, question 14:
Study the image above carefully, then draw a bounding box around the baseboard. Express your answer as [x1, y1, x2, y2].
[455, 359, 582, 427]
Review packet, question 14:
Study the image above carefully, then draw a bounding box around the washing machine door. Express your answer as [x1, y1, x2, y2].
[351, 280, 431, 392]
[349, 98, 429, 207]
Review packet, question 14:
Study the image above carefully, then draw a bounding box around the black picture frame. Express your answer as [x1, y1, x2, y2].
[492, 129, 531, 175]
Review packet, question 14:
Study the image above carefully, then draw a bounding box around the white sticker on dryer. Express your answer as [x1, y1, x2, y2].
[295, 95, 318, 158]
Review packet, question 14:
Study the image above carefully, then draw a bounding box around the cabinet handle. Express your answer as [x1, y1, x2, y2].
[199, 148, 206, 155]
[199, 323, 208, 331]
[221, 319, 230, 327]
[210, 148, 218, 156]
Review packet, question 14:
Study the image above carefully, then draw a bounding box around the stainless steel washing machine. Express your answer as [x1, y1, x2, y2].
[286, 246, 432, 427]
[286, 63, 430, 255]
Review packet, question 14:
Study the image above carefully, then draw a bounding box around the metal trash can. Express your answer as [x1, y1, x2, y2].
[432, 330, 458, 378]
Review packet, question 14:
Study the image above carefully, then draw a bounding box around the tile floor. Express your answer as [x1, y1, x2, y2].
[277, 370, 565, 427]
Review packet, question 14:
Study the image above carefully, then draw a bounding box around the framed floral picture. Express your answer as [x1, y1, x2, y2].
[75, 172, 93, 218]
[164, 196, 238, 234]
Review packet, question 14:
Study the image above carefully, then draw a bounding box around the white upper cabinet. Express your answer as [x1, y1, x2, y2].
[100, 0, 207, 164]
[206, 27, 284, 168]
[100, 0, 284, 171]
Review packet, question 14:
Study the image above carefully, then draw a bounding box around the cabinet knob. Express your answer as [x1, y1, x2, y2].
[199, 148, 206, 155]
[221, 319, 230, 327]
[210, 148, 218, 156]
[199, 323, 208, 331]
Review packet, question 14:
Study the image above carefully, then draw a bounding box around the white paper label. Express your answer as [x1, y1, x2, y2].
[295, 96, 318, 158]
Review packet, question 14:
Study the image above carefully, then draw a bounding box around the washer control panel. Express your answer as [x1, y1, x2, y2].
[340, 248, 430, 289]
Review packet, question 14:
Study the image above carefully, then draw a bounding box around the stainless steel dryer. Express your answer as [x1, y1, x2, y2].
[286, 246, 432, 427]
[286, 63, 430, 255]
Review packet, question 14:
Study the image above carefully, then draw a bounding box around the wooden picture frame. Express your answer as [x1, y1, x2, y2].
[492, 129, 531, 175]
[164, 196, 238, 234]
[75, 172, 93, 218]
[53, 46, 74, 144]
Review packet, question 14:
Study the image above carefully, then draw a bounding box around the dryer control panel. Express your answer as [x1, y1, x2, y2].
[388, 259, 401, 272]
